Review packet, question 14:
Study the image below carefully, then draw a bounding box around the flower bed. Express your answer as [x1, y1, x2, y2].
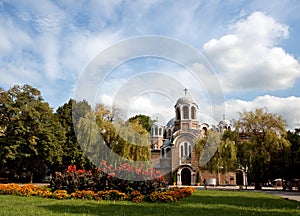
[0, 184, 196, 203]
[50, 161, 167, 195]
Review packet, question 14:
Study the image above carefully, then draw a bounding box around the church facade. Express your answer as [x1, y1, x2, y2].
[150, 90, 236, 186]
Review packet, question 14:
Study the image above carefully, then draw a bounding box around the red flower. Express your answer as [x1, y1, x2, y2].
[109, 172, 115, 178]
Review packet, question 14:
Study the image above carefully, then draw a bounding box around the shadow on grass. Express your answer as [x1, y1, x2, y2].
[38, 191, 300, 216]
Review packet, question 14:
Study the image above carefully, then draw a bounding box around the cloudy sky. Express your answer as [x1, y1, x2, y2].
[1, 0, 300, 129]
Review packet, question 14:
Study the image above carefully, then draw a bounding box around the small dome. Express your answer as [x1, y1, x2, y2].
[175, 96, 195, 105]
[166, 117, 175, 127]
[152, 121, 162, 127]
[219, 119, 231, 126]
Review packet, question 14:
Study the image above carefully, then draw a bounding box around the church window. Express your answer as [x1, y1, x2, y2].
[151, 126, 154, 136]
[168, 129, 172, 137]
[176, 107, 181, 120]
[180, 145, 184, 158]
[183, 106, 189, 119]
[191, 106, 196, 119]
[180, 142, 192, 164]
[155, 127, 158, 136]
[184, 142, 188, 155]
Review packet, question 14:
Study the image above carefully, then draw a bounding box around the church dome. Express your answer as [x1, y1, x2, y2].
[219, 119, 230, 126]
[175, 88, 197, 106]
[176, 96, 194, 105]
[166, 117, 175, 127]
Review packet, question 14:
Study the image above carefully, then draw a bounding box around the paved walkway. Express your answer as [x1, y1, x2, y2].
[191, 185, 300, 202]
[261, 190, 300, 202]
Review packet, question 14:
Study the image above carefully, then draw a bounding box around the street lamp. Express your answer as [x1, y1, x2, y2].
[245, 165, 248, 189]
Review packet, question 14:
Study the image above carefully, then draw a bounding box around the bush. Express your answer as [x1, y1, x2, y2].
[0, 184, 195, 202]
[128, 190, 144, 203]
[50, 161, 166, 195]
[71, 190, 95, 200]
[52, 190, 70, 200]
[0, 184, 52, 197]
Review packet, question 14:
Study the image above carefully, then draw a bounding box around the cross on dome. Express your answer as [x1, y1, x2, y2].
[184, 88, 188, 96]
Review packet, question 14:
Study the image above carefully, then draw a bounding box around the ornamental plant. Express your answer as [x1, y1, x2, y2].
[50, 161, 167, 195]
[0, 184, 195, 202]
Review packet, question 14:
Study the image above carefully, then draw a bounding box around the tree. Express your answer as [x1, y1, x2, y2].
[236, 108, 290, 190]
[286, 129, 300, 179]
[195, 130, 237, 185]
[0, 84, 65, 182]
[74, 104, 151, 168]
[96, 105, 151, 162]
[128, 114, 153, 132]
[56, 99, 93, 170]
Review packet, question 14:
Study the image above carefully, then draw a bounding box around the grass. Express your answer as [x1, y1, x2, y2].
[0, 190, 299, 216]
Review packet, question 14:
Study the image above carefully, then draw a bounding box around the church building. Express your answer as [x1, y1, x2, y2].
[150, 89, 236, 186]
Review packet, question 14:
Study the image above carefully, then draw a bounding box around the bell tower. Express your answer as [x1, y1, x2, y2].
[174, 88, 199, 132]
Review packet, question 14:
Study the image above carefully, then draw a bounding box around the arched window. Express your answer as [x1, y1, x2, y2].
[180, 142, 192, 164]
[155, 127, 158, 136]
[191, 106, 196, 119]
[183, 106, 189, 119]
[168, 129, 172, 137]
[151, 126, 155, 136]
[159, 128, 162, 136]
[180, 145, 184, 158]
[176, 107, 181, 120]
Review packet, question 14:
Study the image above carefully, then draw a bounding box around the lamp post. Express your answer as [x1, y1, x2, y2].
[245, 165, 248, 190]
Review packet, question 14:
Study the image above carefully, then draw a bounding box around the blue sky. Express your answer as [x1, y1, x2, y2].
[1, 0, 300, 129]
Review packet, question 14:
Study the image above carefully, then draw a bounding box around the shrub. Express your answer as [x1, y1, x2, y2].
[94, 190, 127, 201]
[71, 190, 95, 200]
[50, 161, 167, 195]
[148, 187, 196, 202]
[0, 184, 53, 198]
[52, 190, 70, 200]
[128, 190, 144, 203]
[0, 184, 195, 202]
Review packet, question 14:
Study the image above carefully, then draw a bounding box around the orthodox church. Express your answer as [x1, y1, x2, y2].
[150, 89, 236, 186]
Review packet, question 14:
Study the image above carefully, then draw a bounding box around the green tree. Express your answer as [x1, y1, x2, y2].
[0, 85, 65, 182]
[95, 105, 151, 163]
[128, 114, 153, 132]
[195, 130, 237, 185]
[236, 108, 290, 190]
[286, 129, 300, 179]
[56, 99, 93, 170]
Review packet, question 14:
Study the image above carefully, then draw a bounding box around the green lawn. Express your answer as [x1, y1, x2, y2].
[0, 190, 299, 216]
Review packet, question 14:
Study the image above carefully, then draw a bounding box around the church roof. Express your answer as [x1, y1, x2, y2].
[166, 117, 175, 127]
[175, 88, 197, 106]
[175, 96, 195, 105]
[218, 119, 231, 126]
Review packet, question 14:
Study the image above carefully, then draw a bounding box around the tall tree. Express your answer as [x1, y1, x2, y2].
[286, 129, 300, 179]
[128, 114, 153, 132]
[95, 105, 151, 163]
[0, 85, 65, 182]
[195, 130, 237, 185]
[56, 99, 93, 170]
[236, 108, 290, 190]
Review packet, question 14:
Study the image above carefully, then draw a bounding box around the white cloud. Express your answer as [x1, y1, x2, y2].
[0, 18, 32, 53]
[225, 95, 300, 130]
[203, 11, 300, 92]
